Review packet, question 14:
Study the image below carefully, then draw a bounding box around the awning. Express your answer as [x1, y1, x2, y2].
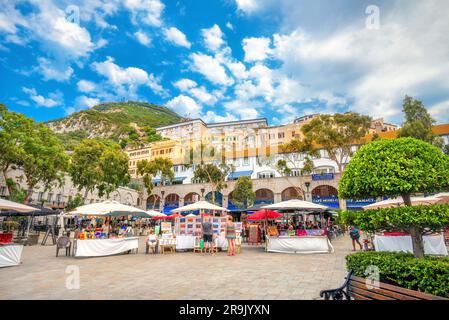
[228, 170, 253, 180]
[152, 176, 186, 184]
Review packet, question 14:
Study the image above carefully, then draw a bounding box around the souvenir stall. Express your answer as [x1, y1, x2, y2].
[363, 197, 448, 256]
[63, 201, 147, 258]
[170, 200, 232, 251]
[0, 199, 38, 267]
[372, 233, 448, 256]
[261, 199, 334, 254]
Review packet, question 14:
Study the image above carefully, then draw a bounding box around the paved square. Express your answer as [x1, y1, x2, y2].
[0, 236, 352, 300]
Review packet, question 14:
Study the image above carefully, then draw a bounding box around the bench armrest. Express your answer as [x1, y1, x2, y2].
[319, 270, 353, 300]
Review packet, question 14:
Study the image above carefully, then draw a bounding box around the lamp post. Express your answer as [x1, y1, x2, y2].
[200, 187, 205, 201]
[304, 182, 311, 202]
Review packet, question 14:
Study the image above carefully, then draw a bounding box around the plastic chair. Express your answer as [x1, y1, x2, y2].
[235, 236, 242, 254]
[193, 236, 203, 253]
[56, 236, 71, 257]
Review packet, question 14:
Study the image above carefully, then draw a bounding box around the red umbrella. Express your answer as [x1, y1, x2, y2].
[167, 213, 182, 219]
[247, 209, 282, 221]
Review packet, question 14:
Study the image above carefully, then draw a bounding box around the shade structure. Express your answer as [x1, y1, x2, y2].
[69, 200, 147, 217]
[0, 199, 40, 213]
[171, 200, 229, 213]
[146, 210, 166, 217]
[247, 209, 282, 221]
[261, 199, 329, 211]
[166, 213, 182, 219]
[363, 196, 442, 210]
[185, 213, 197, 217]
[0, 204, 57, 216]
[434, 193, 449, 204]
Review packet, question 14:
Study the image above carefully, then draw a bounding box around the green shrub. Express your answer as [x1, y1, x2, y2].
[346, 251, 449, 297]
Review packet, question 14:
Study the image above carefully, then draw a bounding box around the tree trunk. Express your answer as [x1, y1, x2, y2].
[23, 189, 33, 204]
[2, 169, 13, 196]
[401, 193, 425, 258]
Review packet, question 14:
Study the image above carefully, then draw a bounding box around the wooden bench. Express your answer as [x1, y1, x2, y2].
[320, 270, 448, 300]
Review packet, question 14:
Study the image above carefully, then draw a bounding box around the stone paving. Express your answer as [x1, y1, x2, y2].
[0, 236, 352, 300]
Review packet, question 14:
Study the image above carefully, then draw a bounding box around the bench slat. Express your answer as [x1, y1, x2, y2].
[350, 275, 447, 300]
[349, 285, 396, 300]
[348, 279, 419, 300]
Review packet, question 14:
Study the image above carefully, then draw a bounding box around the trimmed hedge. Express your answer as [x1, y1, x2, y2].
[346, 251, 449, 298]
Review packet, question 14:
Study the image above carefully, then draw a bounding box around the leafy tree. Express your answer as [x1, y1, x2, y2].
[69, 139, 130, 200]
[21, 124, 68, 203]
[193, 163, 230, 204]
[231, 176, 255, 209]
[0, 104, 34, 195]
[339, 137, 449, 258]
[136, 157, 174, 208]
[302, 112, 372, 209]
[96, 144, 130, 198]
[65, 194, 85, 211]
[398, 95, 442, 147]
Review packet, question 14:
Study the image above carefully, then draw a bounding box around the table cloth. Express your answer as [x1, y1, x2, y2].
[75, 237, 139, 257]
[0, 244, 23, 267]
[373, 235, 448, 256]
[266, 236, 334, 254]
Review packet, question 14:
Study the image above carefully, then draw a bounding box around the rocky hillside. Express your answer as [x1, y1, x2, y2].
[46, 101, 183, 150]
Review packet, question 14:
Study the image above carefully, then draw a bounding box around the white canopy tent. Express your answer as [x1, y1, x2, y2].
[68, 200, 147, 217]
[0, 199, 39, 213]
[171, 200, 229, 213]
[363, 196, 442, 210]
[261, 199, 329, 211]
[146, 210, 166, 218]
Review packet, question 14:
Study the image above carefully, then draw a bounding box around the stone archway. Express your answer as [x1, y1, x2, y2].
[164, 193, 180, 212]
[281, 187, 303, 201]
[184, 192, 200, 205]
[254, 188, 274, 205]
[312, 185, 339, 208]
[146, 194, 160, 210]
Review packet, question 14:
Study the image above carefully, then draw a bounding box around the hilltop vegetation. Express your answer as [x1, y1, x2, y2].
[45, 101, 183, 150]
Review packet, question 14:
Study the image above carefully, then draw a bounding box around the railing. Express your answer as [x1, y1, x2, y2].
[312, 173, 334, 181]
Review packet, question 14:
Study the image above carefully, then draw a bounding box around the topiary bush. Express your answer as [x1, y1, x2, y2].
[346, 251, 449, 297]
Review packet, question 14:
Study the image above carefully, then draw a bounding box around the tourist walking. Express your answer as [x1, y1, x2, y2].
[349, 226, 363, 251]
[202, 218, 214, 254]
[225, 215, 236, 256]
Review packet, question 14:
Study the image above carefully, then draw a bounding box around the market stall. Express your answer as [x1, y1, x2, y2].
[74, 237, 139, 257]
[64, 200, 147, 258]
[373, 233, 448, 256]
[261, 199, 334, 254]
[0, 199, 37, 267]
[171, 200, 231, 251]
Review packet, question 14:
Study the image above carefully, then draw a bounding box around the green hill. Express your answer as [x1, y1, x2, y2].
[46, 101, 183, 150]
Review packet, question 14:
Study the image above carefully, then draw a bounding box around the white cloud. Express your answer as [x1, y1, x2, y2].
[22, 87, 63, 108]
[201, 24, 225, 52]
[429, 100, 449, 123]
[166, 95, 202, 118]
[202, 111, 237, 123]
[235, 0, 259, 14]
[75, 96, 101, 108]
[173, 78, 197, 91]
[243, 37, 272, 62]
[36, 57, 74, 82]
[134, 30, 151, 46]
[226, 22, 234, 30]
[190, 53, 234, 86]
[124, 0, 165, 27]
[189, 86, 218, 106]
[92, 56, 167, 98]
[164, 27, 191, 48]
[77, 80, 97, 93]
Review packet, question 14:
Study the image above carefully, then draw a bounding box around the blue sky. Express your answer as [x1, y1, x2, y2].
[1, 0, 448, 125]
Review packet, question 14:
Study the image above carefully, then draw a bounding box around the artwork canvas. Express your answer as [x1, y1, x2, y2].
[180, 218, 186, 223]
[187, 224, 193, 229]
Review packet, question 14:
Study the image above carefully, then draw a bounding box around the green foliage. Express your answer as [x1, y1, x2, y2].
[69, 139, 130, 198]
[346, 251, 449, 298]
[339, 204, 449, 234]
[398, 95, 441, 147]
[65, 194, 85, 211]
[47, 101, 181, 149]
[276, 159, 292, 176]
[136, 157, 174, 195]
[339, 137, 449, 199]
[193, 163, 230, 203]
[231, 176, 255, 209]
[302, 112, 371, 171]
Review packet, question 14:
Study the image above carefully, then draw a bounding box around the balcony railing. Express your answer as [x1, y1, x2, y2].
[311, 173, 334, 181]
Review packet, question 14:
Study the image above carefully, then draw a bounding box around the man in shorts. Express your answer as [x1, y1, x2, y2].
[202, 218, 214, 254]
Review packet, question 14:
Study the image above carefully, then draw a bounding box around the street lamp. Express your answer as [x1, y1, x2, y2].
[304, 182, 311, 202]
[160, 190, 165, 211]
[200, 187, 205, 200]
